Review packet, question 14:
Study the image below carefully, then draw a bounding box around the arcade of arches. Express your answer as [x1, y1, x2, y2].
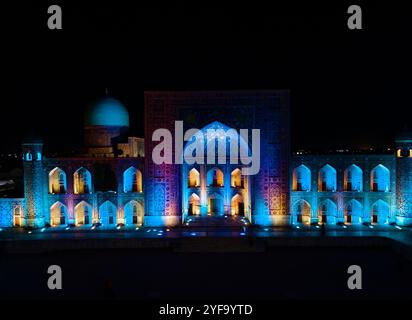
[184, 166, 250, 221]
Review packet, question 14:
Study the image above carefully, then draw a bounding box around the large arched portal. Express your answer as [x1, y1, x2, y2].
[145, 92, 289, 227]
[181, 120, 251, 222]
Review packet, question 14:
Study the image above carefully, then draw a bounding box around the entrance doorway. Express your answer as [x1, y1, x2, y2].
[13, 206, 22, 227]
[207, 193, 223, 215]
[231, 194, 244, 216]
[188, 193, 200, 216]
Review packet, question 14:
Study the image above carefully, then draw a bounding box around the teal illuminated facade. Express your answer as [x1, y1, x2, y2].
[1, 91, 412, 229]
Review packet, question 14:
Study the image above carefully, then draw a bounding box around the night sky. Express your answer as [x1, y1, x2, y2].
[3, 1, 412, 154]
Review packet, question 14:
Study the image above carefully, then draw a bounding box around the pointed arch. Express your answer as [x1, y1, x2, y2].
[188, 168, 200, 188]
[231, 168, 244, 188]
[344, 199, 363, 224]
[48, 167, 67, 194]
[188, 193, 200, 216]
[124, 200, 144, 225]
[207, 192, 224, 215]
[123, 166, 143, 193]
[74, 167, 92, 194]
[371, 199, 390, 224]
[318, 199, 337, 225]
[231, 193, 244, 216]
[207, 168, 224, 187]
[183, 121, 250, 163]
[292, 165, 311, 191]
[13, 205, 23, 227]
[318, 164, 337, 192]
[50, 202, 68, 226]
[74, 201, 92, 225]
[99, 201, 117, 225]
[344, 164, 363, 192]
[293, 199, 311, 224]
[371, 164, 390, 192]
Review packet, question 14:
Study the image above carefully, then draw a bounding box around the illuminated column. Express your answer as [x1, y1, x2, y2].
[337, 193, 344, 223]
[337, 168, 344, 223]
[181, 164, 188, 220]
[396, 137, 412, 226]
[244, 173, 251, 219]
[224, 165, 231, 215]
[311, 164, 318, 223]
[92, 194, 99, 224]
[117, 195, 124, 225]
[363, 164, 371, 223]
[200, 165, 207, 216]
[22, 142, 45, 228]
[67, 198, 75, 225]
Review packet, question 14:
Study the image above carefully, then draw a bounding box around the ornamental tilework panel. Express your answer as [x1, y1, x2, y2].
[0, 198, 24, 227]
[144, 91, 290, 219]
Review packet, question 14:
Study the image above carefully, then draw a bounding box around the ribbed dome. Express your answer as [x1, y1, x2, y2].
[85, 97, 129, 127]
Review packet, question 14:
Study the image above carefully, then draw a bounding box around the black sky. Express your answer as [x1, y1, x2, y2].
[3, 1, 412, 154]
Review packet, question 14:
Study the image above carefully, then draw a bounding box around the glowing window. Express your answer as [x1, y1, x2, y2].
[370, 164, 390, 192]
[231, 168, 244, 188]
[207, 168, 224, 187]
[74, 167, 92, 194]
[123, 167, 142, 193]
[292, 165, 311, 191]
[344, 164, 363, 192]
[48, 167, 67, 194]
[318, 199, 337, 224]
[371, 200, 390, 224]
[188, 193, 200, 216]
[318, 164, 337, 192]
[50, 202, 67, 226]
[188, 168, 200, 188]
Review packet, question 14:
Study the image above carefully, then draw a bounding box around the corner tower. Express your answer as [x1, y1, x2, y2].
[395, 132, 412, 226]
[22, 142, 45, 228]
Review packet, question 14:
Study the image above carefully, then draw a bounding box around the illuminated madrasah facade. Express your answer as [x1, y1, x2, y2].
[1, 90, 412, 229]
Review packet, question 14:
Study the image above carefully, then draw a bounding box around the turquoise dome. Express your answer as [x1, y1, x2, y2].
[85, 97, 129, 127]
